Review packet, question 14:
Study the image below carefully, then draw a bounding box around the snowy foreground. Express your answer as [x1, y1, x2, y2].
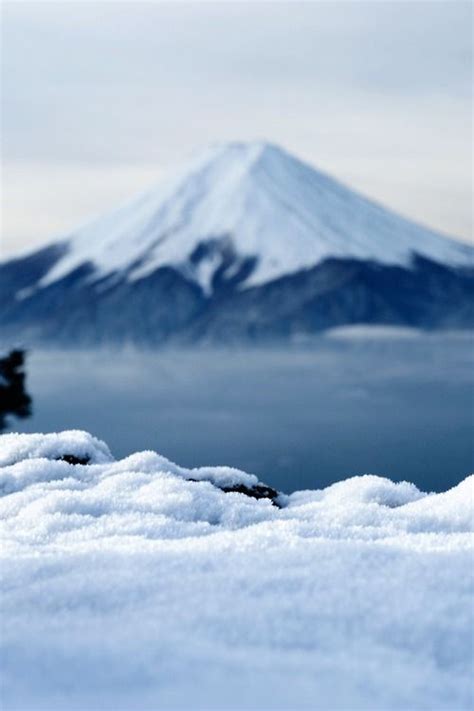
[1, 432, 473, 711]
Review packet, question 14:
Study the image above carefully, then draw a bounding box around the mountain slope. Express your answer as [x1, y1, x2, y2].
[1, 141, 473, 346]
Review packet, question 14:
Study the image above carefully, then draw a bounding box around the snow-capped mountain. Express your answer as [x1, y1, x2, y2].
[26, 142, 474, 291]
[1, 141, 473, 346]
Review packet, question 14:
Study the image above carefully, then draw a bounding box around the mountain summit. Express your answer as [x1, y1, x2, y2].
[1, 141, 473, 345]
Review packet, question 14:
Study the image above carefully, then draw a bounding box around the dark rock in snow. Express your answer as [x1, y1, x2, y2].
[221, 483, 281, 505]
[58, 454, 91, 466]
[188, 477, 282, 506]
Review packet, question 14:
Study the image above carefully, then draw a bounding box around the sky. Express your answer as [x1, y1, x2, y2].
[1, 0, 472, 258]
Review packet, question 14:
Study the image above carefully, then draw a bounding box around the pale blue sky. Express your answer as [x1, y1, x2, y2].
[2, 1, 472, 256]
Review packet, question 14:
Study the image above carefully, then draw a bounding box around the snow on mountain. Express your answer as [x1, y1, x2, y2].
[37, 141, 473, 295]
[1, 430, 473, 710]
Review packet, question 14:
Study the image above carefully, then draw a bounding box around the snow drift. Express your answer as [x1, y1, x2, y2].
[1, 431, 473, 710]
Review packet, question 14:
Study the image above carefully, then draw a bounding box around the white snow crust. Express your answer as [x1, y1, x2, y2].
[34, 142, 473, 294]
[1, 430, 473, 710]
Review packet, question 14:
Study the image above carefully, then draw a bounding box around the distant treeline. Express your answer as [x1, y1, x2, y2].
[0, 350, 32, 432]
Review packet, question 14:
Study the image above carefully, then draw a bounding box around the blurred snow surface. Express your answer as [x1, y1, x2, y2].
[1, 431, 473, 710]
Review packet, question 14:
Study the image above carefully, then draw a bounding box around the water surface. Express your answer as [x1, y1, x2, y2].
[14, 333, 474, 492]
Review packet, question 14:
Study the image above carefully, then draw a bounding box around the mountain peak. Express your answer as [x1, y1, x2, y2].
[29, 140, 474, 293]
[181, 140, 287, 184]
[183, 140, 297, 186]
[197, 139, 282, 162]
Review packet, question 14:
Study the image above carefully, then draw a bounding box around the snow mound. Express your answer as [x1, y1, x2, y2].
[1, 431, 473, 710]
[314, 473, 426, 507]
[0, 429, 113, 467]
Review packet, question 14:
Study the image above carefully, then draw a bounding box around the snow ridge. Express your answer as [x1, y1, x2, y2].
[1, 430, 473, 710]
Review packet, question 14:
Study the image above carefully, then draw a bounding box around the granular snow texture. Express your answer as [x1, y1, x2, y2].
[1, 431, 473, 710]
